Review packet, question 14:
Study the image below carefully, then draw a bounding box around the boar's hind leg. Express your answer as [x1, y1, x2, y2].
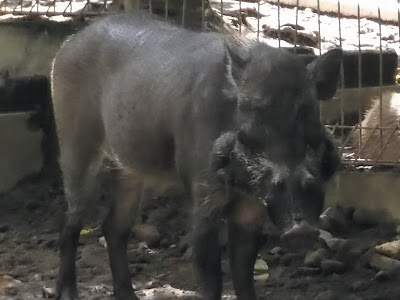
[192, 216, 223, 300]
[228, 199, 265, 300]
[56, 158, 102, 300]
[101, 171, 142, 300]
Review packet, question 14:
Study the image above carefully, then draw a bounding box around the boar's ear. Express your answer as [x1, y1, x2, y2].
[306, 48, 343, 100]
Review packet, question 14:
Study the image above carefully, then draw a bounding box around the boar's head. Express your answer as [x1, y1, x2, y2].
[210, 45, 342, 234]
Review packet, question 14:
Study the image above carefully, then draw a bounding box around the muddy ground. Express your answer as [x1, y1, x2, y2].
[1, 174, 400, 300]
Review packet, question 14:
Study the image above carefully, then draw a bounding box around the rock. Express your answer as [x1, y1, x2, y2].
[325, 238, 347, 252]
[352, 208, 380, 228]
[269, 246, 282, 255]
[280, 223, 320, 250]
[42, 286, 56, 298]
[254, 258, 269, 273]
[396, 225, 400, 235]
[0, 275, 22, 291]
[144, 280, 157, 289]
[137, 284, 201, 299]
[320, 259, 346, 274]
[133, 224, 161, 247]
[304, 248, 330, 268]
[375, 240, 400, 257]
[253, 273, 269, 282]
[183, 247, 192, 260]
[369, 253, 400, 272]
[318, 230, 333, 243]
[262, 253, 280, 267]
[372, 270, 391, 281]
[319, 206, 349, 233]
[335, 239, 370, 266]
[98, 236, 107, 248]
[280, 253, 303, 266]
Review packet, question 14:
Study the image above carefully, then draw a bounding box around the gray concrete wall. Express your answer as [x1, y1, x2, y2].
[0, 112, 43, 193]
[326, 171, 400, 222]
[0, 19, 84, 193]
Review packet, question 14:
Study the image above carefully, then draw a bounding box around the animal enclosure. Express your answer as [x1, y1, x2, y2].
[1, 0, 399, 169]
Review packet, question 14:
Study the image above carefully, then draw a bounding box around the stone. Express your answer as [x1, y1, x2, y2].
[253, 273, 270, 282]
[304, 248, 330, 268]
[352, 208, 380, 228]
[0, 275, 22, 293]
[335, 239, 370, 266]
[280, 253, 303, 266]
[318, 230, 333, 243]
[133, 224, 161, 247]
[42, 286, 56, 298]
[269, 246, 282, 255]
[325, 238, 347, 252]
[320, 259, 346, 274]
[369, 253, 400, 272]
[375, 240, 400, 257]
[372, 270, 391, 281]
[98, 236, 107, 248]
[319, 206, 349, 233]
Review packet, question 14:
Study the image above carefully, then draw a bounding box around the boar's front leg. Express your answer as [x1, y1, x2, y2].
[192, 215, 223, 300]
[101, 171, 143, 300]
[228, 198, 266, 300]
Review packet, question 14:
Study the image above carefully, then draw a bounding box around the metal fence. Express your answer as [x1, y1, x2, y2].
[1, 0, 400, 168]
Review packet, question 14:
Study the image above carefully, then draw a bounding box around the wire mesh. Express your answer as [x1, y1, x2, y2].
[208, 0, 400, 169]
[1, 0, 399, 169]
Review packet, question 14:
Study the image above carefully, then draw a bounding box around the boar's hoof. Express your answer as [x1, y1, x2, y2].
[56, 287, 78, 300]
[114, 289, 140, 300]
[280, 222, 320, 250]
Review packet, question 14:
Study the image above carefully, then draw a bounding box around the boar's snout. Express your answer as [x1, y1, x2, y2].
[280, 220, 320, 250]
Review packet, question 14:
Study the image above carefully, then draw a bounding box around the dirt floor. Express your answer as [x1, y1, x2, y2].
[1, 175, 400, 300]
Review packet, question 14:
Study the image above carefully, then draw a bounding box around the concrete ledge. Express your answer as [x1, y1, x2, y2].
[0, 112, 43, 193]
[326, 171, 400, 221]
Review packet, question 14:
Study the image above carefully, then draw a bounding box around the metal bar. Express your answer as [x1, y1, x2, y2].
[357, 4, 363, 155]
[337, 0, 345, 156]
[239, 0, 242, 35]
[354, 125, 379, 161]
[165, 0, 168, 19]
[257, 0, 260, 41]
[182, 0, 186, 27]
[378, 7, 383, 157]
[149, 0, 152, 14]
[371, 126, 398, 166]
[317, 0, 321, 55]
[201, 0, 205, 31]
[294, 0, 299, 53]
[277, 0, 281, 47]
[0, 9, 108, 16]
